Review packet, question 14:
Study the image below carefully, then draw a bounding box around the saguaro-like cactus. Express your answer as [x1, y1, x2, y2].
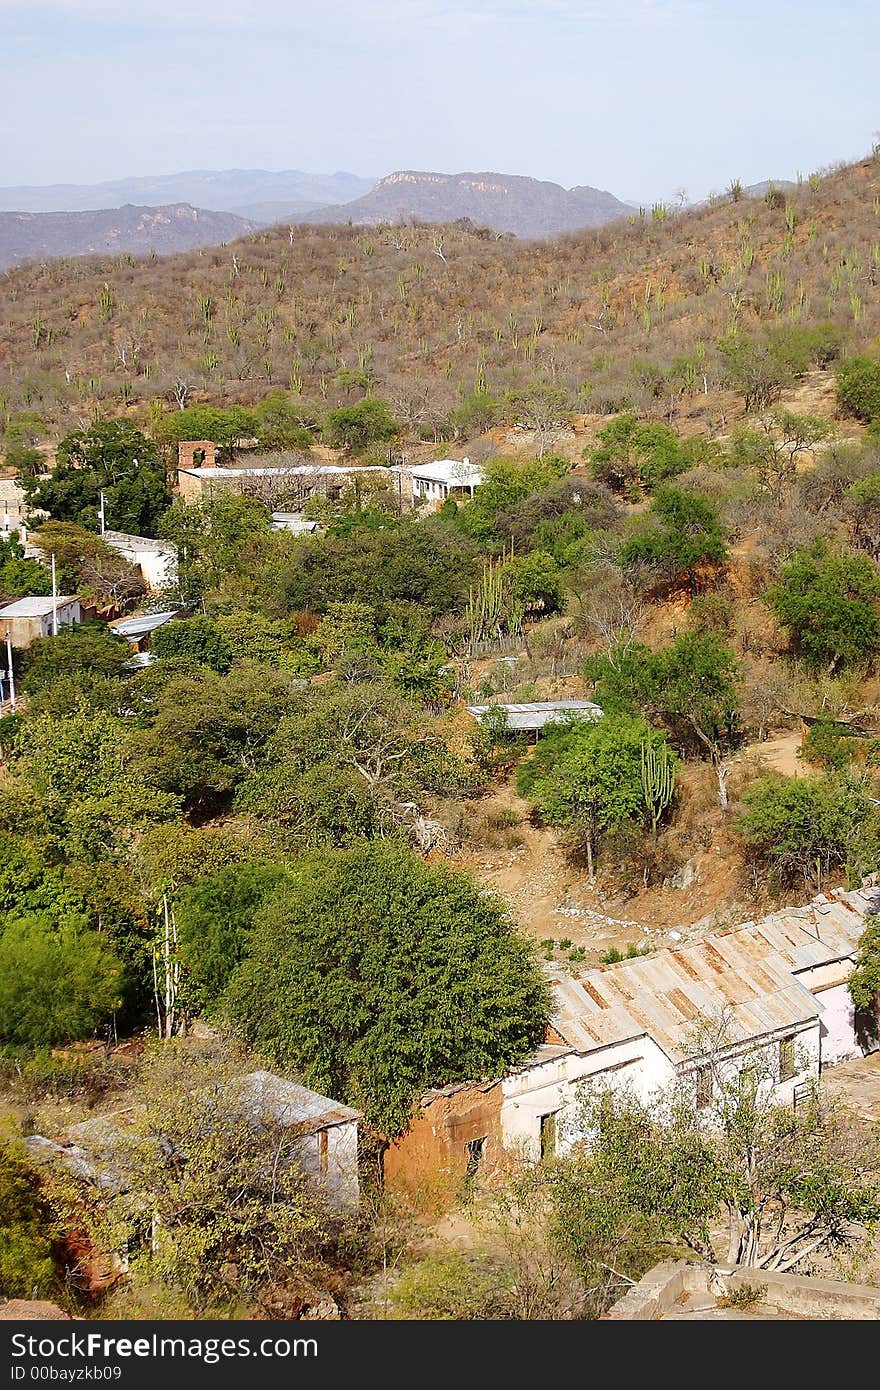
[641, 741, 676, 841]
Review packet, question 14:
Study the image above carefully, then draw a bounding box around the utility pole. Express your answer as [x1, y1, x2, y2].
[51, 553, 58, 636]
[5, 631, 15, 712]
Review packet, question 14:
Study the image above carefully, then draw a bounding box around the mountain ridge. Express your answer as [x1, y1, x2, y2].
[301, 169, 633, 238]
[0, 203, 259, 270]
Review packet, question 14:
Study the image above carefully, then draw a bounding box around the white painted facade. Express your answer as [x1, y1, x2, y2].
[500, 1023, 824, 1159]
[103, 531, 177, 592]
[410, 457, 484, 505]
[502, 1037, 674, 1161]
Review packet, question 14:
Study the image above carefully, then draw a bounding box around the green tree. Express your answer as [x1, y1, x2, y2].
[848, 912, 880, 1044]
[127, 664, 298, 813]
[836, 355, 880, 422]
[587, 415, 699, 496]
[153, 405, 257, 452]
[224, 841, 549, 1133]
[845, 471, 880, 561]
[738, 772, 880, 889]
[503, 550, 562, 614]
[151, 617, 232, 673]
[768, 540, 880, 672]
[0, 1132, 56, 1298]
[0, 555, 52, 600]
[590, 633, 740, 807]
[516, 714, 673, 877]
[324, 397, 398, 453]
[553, 1052, 880, 1283]
[28, 521, 145, 611]
[23, 421, 170, 536]
[620, 487, 727, 590]
[0, 917, 123, 1045]
[176, 863, 289, 1013]
[253, 392, 315, 450]
[22, 624, 131, 694]
[80, 1045, 338, 1312]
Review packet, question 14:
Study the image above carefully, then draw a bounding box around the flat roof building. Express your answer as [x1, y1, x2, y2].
[0, 595, 80, 648]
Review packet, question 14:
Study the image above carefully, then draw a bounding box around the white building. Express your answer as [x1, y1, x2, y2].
[103, 531, 177, 592]
[0, 595, 81, 649]
[409, 457, 484, 507]
[501, 886, 878, 1160]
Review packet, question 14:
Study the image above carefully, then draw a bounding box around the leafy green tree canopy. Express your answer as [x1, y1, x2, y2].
[224, 841, 550, 1133]
[0, 917, 122, 1045]
[620, 486, 727, 588]
[768, 539, 880, 672]
[23, 421, 170, 537]
[836, 355, 880, 423]
[324, 397, 398, 453]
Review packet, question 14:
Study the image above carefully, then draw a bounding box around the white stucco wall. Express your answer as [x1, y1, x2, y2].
[501, 1022, 824, 1159]
[816, 983, 862, 1067]
[501, 1037, 676, 1160]
[291, 1120, 359, 1210]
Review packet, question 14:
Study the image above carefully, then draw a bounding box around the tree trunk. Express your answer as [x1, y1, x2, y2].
[715, 758, 729, 811]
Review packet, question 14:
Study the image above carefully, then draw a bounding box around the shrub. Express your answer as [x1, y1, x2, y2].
[767, 540, 880, 672]
[837, 356, 880, 422]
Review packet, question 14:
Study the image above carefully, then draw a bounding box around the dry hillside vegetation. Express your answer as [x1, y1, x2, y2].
[1, 157, 880, 433]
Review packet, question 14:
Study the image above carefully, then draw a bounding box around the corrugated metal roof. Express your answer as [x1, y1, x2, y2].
[110, 610, 178, 638]
[553, 886, 878, 1063]
[467, 700, 603, 731]
[237, 1071, 361, 1132]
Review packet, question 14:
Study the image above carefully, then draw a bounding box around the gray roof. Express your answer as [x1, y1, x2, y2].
[551, 886, 877, 1063]
[467, 700, 603, 732]
[0, 595, 78, 617]
[270, 513, 320, 534]
[181, 464, 393, 479]
[237, 1071, 361, 1133]
[110, 610, 178, 638]
[103, 530, 175, 554]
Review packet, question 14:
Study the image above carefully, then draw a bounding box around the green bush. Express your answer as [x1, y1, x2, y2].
[0, 1132, 56, 1299]
[836, 356, 880, 422]
[767, 540, 880, 672]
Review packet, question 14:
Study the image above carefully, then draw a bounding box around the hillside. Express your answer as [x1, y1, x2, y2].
[1, 157, 878, 431]
[0, 203, 259, 271]
[303, 169, 632, 237]
[0, 168, 376, 216]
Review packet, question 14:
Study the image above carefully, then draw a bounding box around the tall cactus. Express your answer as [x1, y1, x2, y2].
[641, 741, 676, 841]
[466, 557, 506, 646]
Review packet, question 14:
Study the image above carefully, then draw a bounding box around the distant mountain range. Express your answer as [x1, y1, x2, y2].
[0, 169, 375, 218]
[0, 166, 639, 266]
[302, 170, 633, 238]
[0, 204, 259, 270]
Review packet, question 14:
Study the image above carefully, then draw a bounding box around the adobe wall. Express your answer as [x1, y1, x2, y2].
[383, 1082, 503, 1207]
[177, 440, 217, 471]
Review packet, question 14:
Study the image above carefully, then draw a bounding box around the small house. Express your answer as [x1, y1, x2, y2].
[385, 886, 880, 1187]
[466, 699, 604, 742]
[103, 531, 178, 591]
[0, 595, 81, 649]
[25, 1071, 362, 1212]
[409, 457, 483, 508]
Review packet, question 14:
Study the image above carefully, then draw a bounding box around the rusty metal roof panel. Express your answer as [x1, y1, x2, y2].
[551, 886, 876, 1062]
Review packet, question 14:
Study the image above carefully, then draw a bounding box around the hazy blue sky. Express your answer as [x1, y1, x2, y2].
[2, 0, 877, 200]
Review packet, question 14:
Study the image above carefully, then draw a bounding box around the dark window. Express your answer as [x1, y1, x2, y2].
[695, 1066, 713, 1110]
[465, 1136, 486, 1180]
[779, 1035, 796, 1082]
[539, 1111, 558, 1160]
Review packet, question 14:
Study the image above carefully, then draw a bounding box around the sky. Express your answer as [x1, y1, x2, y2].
[1, 0, 878, 202]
